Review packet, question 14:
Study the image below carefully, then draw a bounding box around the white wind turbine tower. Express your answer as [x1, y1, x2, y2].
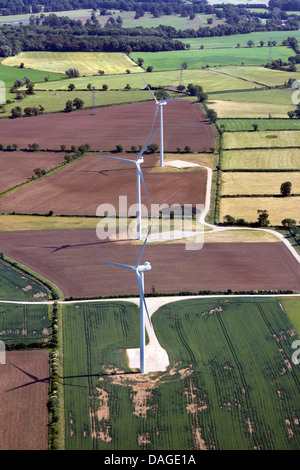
[101, 223, 153, 374]
[96, 129, 158, 241]
[144, 78, 176, 167]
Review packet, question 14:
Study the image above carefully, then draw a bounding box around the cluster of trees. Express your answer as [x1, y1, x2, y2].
[223, 209, 271, 227]
[64, 97, 84, 112]
[288, 103, 300, 119]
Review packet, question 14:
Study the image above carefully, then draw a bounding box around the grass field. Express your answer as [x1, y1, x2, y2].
[131, 47, 293, 71]
[210, 88, 294, 106]
[221, 172, 300, 196]
[223, 130, 300, 149]
[208, 100, 294, 118]
[0, 63, 64, 88]
[0, 214, 102, 232]
[0, 302, 50, 344]
[1, 89, 154, 118]
[220, 196, 300, 225]
[62, 297, 300, 450]
[222, 149, 300, 170]
[212, 66, 298, 87]
[0, 259, 49, 301]
[218, 119, 300, 132]
[32, 67, 263, 94]
[2, 52, 143, 76]
[180, 30, 300, 49]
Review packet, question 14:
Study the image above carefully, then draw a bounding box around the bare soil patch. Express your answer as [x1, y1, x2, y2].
[0, 153, 207, 216]
[0, 151, 64, 193]
[0, 101, 215, 152]
[0, 350, 49, 450]
[0, 229, 298, 297]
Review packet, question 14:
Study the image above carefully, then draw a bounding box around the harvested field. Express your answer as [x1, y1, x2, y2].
[0, 350, 49, 450]
[0, 151, 65, 193]
[0, 101, 215, 153]
[0, 229, 299, 297]
[0, 153, 207, 215]
[221, 172, 300, 195]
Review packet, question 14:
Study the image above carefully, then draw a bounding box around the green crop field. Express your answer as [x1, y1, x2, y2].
[222, 148, 300, 170]
[0, 302, 50, 344]
[62, 298, 300, 450]
[212, 66, 297, 87]
[218, 119, 300, 132]
[131, 46, 293, 71]
[2, 52, 143, 76]
[0, 259, 50, 301]
[210, 88, 294, 106]
[0, 63, 64, 88]
[180, 30, 300, 49]
[223, 130, 300, 149]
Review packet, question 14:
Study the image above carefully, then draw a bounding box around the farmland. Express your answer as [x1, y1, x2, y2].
[0, 350, 49, 450]
[0, 259, 50, 301]
[221, 172, 300, 196]
[0, 5, 300, 452]
[0, 229, 299, 298]
[3, 52, 143, 76]
[62, 297, 300, 450]
[0, 302, 50, 344]
[130, 46, 293, 71]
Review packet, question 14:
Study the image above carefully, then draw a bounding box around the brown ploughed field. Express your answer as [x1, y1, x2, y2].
[0, 350, 49, 450]
[0, 229, 299, 298]
[0, 153, 207, 215]
[0, 101, 215, 152]
[0, 151, 65, 193]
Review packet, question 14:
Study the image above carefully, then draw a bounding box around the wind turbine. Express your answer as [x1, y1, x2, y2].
[96, 129, 158, 240]
[101, 223, 153, 374]
[144, 78, 176, 168]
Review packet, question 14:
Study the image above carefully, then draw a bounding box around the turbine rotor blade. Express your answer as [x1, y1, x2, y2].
[143, 77, 157, 102]
[151, 105, 159, 136]
[136, 128, 159, 161]
[101, 260, 135, 272]
[136, 220, 153, 267]
[137, 165, 151, 204]
[159, 97, 177, 105]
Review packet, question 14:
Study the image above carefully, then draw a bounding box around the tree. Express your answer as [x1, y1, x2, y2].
[247, 40, 254, 48]
[252, 123, 258, 131]
[207, 109, 217, 123]
[33, 168, 46, 177]
[137, 58, 144, 67]
[64, 100, 73, 112]
[25, 82, 35, 95]
[223, 215, 236, 225]
[280, 181, 292, 197]
[102, 84, 108, 91]
[146, 65, 154, 72]
[73, 98, 84, 109]
[65, 68, 80, 78]
[147, 143, 158, 153]
[154, 89, 169, 100]
[11, 106, 22, 118]
[124, 83, 131, 90]
[68, 83, 75, 91]
[281, 218, 296, 228]
[115, 144, 123, 153]
[257, 209, 270, 227]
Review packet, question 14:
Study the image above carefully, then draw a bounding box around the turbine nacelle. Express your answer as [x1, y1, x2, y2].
[137, 261, 152, 273]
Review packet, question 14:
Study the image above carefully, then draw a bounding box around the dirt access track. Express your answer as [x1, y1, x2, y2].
[0, 229, 299, 298]
[0, 100, 215, 152]
[0, 153, 207, 215]
[0, 350, 49, 450]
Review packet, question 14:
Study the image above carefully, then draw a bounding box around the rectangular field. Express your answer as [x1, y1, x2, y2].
[0, 229, 299, 297]
[222, 149, 300, 170]
[2, 52, 143, 75]
[221, 172, 300, 195]
[62, 297, 300, 450]
[0, 151, 65, 193]
[220, 196, 300, 226]
[0, 63, 64, 88]
[130, 46, 292, 71]
[0, 303, 50, 343]
[209, 100, 294, 118]
[212, 66, 298, 87]
[218, 119, 300, 132]
[223, 131, 300, 149]
[0, 350, 49, 450]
